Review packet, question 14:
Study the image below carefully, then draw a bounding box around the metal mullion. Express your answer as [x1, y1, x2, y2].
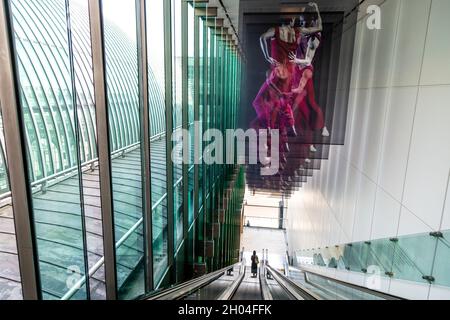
[0, 0, 40, 300]
[164, 0, 175, 274]
[87, 0, 117, 300]
[136, 0, 153, 293]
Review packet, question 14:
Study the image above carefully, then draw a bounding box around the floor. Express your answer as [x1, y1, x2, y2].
[0, 138, 175, 300]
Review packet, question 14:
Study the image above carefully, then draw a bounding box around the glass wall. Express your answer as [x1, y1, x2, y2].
[172, 0, 184, 251]
[0, 0, 243, 300]
[9, 0, 89, 300]
[102, 0, 144, 299]
[146, 0, 168, 287]
[0, 106, 22, 300]
[187, 0, 195, 228]
[69, 0, 106, 300]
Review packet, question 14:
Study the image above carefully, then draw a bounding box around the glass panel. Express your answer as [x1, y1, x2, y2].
[10, 0, 88, 300]
[391, 233, 437, 284]
[69, 0, 106, 300]
[153, 196, 168, 285]
[198, 15, 205, 208]
[146, 0, 168, 283]
[187, 2, 195, 226]
[102, 0, 144, 299]
[296, 231, 450, 293]
[432, 231, 450, 287]
[172, 0, 183, 248]
[345, 242, 369, 273]
[365, 238, 395, 277]
[0, 105, 23, 300]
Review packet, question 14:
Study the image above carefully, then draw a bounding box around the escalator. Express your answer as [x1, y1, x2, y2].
[140, 261, 404, 300]
[141, 260, 318, 301]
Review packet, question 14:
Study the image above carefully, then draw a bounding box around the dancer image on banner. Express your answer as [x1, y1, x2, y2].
[253, 2, 323, 142]
[289, 19, 330, 155]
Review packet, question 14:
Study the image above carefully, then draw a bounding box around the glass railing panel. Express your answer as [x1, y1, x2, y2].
[365, 238, 395, 276]
[432, 231, 450, 287]
[296, 230, 450, 294]
[391, 233, 437, 284]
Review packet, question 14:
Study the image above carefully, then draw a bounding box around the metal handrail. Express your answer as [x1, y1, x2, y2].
[294, 266, 404, 300]
[217, 259, 246, 300]
[142, 262, 242, 300]
[266, 264, 320, 300]
[259, 260, 273, 300]
[0, 131, 167, 200]
[62, 193, 168, 300]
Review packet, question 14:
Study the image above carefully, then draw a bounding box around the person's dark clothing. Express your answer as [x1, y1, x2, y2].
[251, 254, 259, 275]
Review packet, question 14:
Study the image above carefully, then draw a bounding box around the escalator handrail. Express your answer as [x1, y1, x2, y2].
[217, 259, 247, 300]
[141, 262, 241, 300]
[266, 264, 321, 300]
[259, 261, 273, 300]
[293, 266, 405, 300]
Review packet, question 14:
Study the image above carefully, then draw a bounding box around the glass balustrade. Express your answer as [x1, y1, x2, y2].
[295, 230, 450, 289]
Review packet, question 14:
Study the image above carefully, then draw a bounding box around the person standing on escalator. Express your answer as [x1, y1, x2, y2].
[251, 251, 259, 278]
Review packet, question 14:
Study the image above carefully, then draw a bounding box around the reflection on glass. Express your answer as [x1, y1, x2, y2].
[365, 239, 395, 276]
[103, 0, 144, 299]
[0, 106, 23, 300]
[198, 16, 205, 208]
[10, 0, 88, 300]
[147, 0, 168, 285]
[297, 231, 450, 291]
[392, 233, 436, 283]
[153, 196, 168, 285]
[172, 0, 183, 248]
[69, 0, 106, 300]
[187, 2, 195, 226]
[432, 231, 450, 287]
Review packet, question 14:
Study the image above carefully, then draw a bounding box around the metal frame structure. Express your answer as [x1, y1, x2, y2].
[87, 0, 117, 300]
[0, 0, 40, 300]
[0, 0, 243, 300]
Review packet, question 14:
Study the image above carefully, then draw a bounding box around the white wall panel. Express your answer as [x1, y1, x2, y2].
[371, 188, 401, 240]
[391, 0, 430, 87]
[361, 88, 388, 181]
[352, 175, 376, 242]
[420, 0, 450, 85]
[378, 86, 417, 202]
[440, 174, 450, 230]
[403, 86, 450, 230]
[397, 206, 432, 237]
[372, 0, 400, 88]
[389, 279, 430, 300]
